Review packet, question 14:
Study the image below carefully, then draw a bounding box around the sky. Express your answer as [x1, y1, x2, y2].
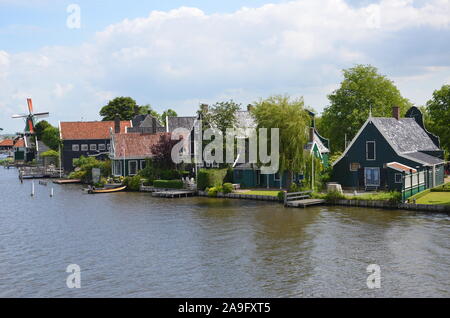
[0, 0, 449, 133]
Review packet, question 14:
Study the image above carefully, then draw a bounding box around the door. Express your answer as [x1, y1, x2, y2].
[365, 167, 380, 187]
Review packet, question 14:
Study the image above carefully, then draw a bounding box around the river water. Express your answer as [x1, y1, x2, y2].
[0, 168, 448, 297]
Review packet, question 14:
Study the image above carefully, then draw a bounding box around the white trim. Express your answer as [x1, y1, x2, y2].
[332, 119, 371, 167]
[366, 141, 376, 161]
[113, 160, 122, 176]
[128, 160, 138, 176]
[364, 167, 380, 187]
[140, 160, 146, 170]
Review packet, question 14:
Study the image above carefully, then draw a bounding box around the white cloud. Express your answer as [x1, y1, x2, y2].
[0, 0, 450, 132]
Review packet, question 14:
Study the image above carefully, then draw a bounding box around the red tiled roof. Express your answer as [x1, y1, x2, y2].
[60, 121, 132, 140]
[387, 162, 417, 173]
[14, 138, 25, 148]
[0, 139, 14, 147]
[113, 132, 169, 159]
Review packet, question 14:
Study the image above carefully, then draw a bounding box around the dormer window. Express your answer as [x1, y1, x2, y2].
[366, 141, 376, 161]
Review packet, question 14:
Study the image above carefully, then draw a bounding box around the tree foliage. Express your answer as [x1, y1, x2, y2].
[151, 134, 179, 169]
[426, 84, 450, 157]
[160, 109, 178, 126]
[41, 126, 61, 151]
[251, 95, 310, 183]
[100, 97, 160, 121]
[319, 65, 412, 153]
[34, 120, 51, 140]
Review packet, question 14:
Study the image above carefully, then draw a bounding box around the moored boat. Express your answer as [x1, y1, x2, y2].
[87, 185, 127, 194]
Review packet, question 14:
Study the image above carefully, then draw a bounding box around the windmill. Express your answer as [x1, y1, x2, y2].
[12, 98, 50, 135]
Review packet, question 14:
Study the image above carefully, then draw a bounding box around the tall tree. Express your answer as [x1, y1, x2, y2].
[100, 97, 158, 121]
[210, 100, 241, 134]
[41, 126, 61, 151]
[34, 120, 51, 140]
[151, 134, 179, 169]
[426, 84, 450, 156]
[320, 65, 412, 153]
[160, 109, 178, 125]
[252, 95, 310, 185]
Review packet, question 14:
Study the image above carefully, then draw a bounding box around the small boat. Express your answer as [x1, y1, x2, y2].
[87, 185, 127, 194]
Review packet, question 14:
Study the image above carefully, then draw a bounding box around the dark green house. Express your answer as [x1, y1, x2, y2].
[232, 110, 330, 189]
[332, 107, 445, 194]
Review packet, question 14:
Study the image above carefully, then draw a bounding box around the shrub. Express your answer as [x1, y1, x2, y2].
[197, 169, 228, 190]
[278, 191, 286, 202]
[72, 156, 111, 182]
[123, 175, 142, 191]
[153, 180, 184, 189]
[325, 191, 346, 201]
[288, 183, 298, 193]
[222, 183, 234, 194]
[68, 170, 87, 180]
[208, 187, 218, 197]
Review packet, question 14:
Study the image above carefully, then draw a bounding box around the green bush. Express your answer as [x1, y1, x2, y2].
[153, 180, 184, 189]
[68, 170, 87, 180]
[222, 183, 234, 194]
[208, 187, 218, 197]
[325, 191, 346, 201]
[430, 183, 450, 192]
[278, 191, 286, 202]
[197, 169, 228, 190]
[123, 175, 142, 191]
[72, 156, 111, 183]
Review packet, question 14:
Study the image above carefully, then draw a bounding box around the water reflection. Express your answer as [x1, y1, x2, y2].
[0, 168, 448, 297]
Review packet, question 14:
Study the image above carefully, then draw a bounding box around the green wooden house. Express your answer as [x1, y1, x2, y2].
[332, 107, 445, 193]
[232, 110, 330, 188]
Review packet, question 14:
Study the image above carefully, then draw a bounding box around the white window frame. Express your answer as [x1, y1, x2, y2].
[107, 144, 111, 151]
[366, 141, 376, 161]
[90, 144, 97, 151]
[140, 160, 146, 170]
[98, 144, 106, 151]
[365, 167, 380, 187]
[81, 144, 88, 151]
[72, 144, 79, 152]
[274, 172, 281, 181]
[113, 161, 122, 176]
[128, 160, 138, 176]
[395, 173, 403, 184]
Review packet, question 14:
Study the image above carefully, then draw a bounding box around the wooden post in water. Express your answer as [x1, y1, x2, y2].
[50, 187, 54, 197]
[31, 181, 35, 197]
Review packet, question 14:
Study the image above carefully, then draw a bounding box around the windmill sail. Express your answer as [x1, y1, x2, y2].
[12, 98, 50, 135]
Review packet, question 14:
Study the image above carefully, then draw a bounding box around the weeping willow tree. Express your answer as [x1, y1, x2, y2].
[252, 95, 311, 186]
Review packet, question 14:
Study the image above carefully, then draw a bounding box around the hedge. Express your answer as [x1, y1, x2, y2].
[153, 180, 184, 189]
[197, 169, 228, 191]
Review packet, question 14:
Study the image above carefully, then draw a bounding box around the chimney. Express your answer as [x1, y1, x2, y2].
[114, 114, 121, 133]
[152, 116, 157, 134]
[393, 106, 400, 120]
[309, 127, 315, 143]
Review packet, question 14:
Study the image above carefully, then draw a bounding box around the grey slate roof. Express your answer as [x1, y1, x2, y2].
[304, 133, 330, 154]
[167, 116, 196, 133]
[403, 151, 444, 165]
[371, 118, 440, 153]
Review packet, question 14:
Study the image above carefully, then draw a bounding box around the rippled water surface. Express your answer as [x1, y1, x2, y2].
[0, 168, 449, 297]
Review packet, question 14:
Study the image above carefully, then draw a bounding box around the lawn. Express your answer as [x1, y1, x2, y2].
[240, 190, 280, 197]
[416, 192, 450, 205]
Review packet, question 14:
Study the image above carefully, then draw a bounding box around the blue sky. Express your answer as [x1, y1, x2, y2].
[0, 0, 449, 133]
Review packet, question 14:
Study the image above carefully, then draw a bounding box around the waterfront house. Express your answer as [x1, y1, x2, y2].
[0, 139, 14, 152]
[110, 131, 168, 176]
[13, 137, 26, 162]
[233, 109, 330, 188]
[59, 118, 132, 172]
[332, 106, 445, 192]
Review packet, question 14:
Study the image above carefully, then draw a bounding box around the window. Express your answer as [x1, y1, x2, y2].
[274, 172, 281, 181]
[114, 161, 122, 176]
[140, 160, 146, 170]
[81, 144, 88, 151]
[365, 167, 380, 186]
[350, 163, 360, 171]
[395, 173, 402, 183]
[366, 141, 376, 161]
[72, 144, 79, 151]
[98, 144, 106, 151]
[107, 144, 110, 151]
[90, 144, 97, 151]
[129, 160, 138, 176]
